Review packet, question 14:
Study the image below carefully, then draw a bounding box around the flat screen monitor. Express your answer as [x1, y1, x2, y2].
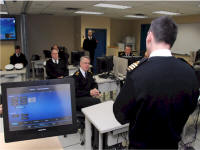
[0, 17, 17, 40]
[113, 56, 128, 77]
[122, 56, 142, 66]
[1, 78, 77, 143]
[96, 56, 113, 74]
[71, 51, 85, 66]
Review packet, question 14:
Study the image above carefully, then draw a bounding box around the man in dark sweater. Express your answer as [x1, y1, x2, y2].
[10, 45, 28, 67]
[113, 16, 199, 149]
[46, 49, 68, 79]
[83, 30, 97, 65]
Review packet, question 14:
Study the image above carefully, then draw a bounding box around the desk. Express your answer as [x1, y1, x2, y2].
[68, 65, 78, 76]
[82, 101, 129, 150]
[0, 118, 63, 150]
[0, 68, 26, 84]
[94, 75, 120, 101]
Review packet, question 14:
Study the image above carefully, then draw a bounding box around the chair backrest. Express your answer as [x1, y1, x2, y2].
[31, 55, 40, 61]
[195, 49, 200, 62]
[43, 50, 51, 58]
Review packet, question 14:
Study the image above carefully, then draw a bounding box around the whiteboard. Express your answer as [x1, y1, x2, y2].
[171, 23, 200, 54]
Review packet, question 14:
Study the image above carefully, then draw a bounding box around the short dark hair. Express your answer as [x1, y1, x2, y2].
[149, 16, 178, 48]
[15, 45, 20, 50]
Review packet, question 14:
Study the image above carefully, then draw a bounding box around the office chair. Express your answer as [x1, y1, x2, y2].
[31, 54, 40, 61]
[76, 110, 85, 145]
[43, 50, 51, 59]
[63, 76, 85, 145]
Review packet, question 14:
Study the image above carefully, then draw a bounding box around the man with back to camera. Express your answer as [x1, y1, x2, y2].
[113, 16, 199, 149]
[73, 56, 101, 111]
[119, 46, 133, 57]
[10, 45, 28, 67]
[83, 30, 97, 65]
[45, 48, 68, 79]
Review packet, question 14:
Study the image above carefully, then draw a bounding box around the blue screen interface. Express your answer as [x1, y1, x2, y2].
[6, 84, 72, 131]
[0, 18, 16, 40]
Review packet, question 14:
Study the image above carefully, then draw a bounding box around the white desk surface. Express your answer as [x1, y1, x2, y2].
[0, 68, 26, 75]
[82, 101, 129, 134]
[0, 118, 63, 150]
[68, 65, 78, 70]
[94, 75, 117, 84]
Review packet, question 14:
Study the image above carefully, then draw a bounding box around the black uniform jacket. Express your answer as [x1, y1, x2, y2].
[45, 58, 68, 79]
[73, 69, 98, 97]
[83, 37, 97, 55]
[113, 56, 199, 149]
[119, 51, 133, 57]
[10, 53, 28, 67]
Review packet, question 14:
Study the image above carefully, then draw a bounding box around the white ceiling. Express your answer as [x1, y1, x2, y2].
[1, 1, 200, 19]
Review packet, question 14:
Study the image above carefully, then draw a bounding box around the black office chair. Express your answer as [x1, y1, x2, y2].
[43, 50, 51, 59]
[76, 110, 85, 145]
[63, 76, 85, 145]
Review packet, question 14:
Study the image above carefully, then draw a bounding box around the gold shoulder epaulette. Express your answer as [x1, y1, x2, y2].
[127, 61, 140, 72]
[75, 71, 79, 76]
[127, 58, 148, 72]
[88, 70, 93, 75]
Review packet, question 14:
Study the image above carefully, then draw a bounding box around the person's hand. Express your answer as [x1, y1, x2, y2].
[0, 104, 2, 115]
[90, 88, 100, 97]
[57, 76, 64, 79]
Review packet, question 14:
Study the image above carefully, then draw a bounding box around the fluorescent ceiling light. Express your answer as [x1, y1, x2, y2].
[0, 0, 4, 5]
[153, 11, 180, 16]
[74, 11, 103, 15]
[0, 11, 8, 14]
[125, 15, 148, 19]
[94, 3, 131, 9]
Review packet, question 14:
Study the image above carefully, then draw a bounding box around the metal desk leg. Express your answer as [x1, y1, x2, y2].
[98, 133, 103, 150]
[85, 118, 92, 150]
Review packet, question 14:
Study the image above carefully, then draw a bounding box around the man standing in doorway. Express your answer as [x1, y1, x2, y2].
[83, 30, 97, 65]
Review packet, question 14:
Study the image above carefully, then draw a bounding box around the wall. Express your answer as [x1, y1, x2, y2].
[0, 15, 21, 70]
[172, 23, 200, 54]
[27, 15, 75, 59]
[110, 19, 133, 47]
[132, 14, 200, 54]
[74, 16, 81, 51]
[0, 42, 15, 70]
[81, 15, 111, 48]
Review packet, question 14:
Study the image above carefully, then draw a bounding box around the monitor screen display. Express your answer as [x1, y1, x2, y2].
[71, 51, 85, 65]
[0, 17, 17, 40]
[96, 56, 113, 74]
[2, 78, 77, 143]
[7, 84, 72, 131]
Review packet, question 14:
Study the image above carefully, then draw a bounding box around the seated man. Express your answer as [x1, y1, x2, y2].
[10, 45, 28, 67]
[119, 46, 133, 57]
[46, 48, 69, 79]
[73, 56, 101, 111]
[51, 44, 69, 65]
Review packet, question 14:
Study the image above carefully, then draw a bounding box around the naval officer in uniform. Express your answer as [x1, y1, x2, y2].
[113, 16, 199, 149]
[73, 56, 100, 111]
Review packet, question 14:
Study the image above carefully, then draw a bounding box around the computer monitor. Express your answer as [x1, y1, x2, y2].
[122, 56, 142, 65]
[96, 56, 113, 74]
[71, 51, 85, 66]
[113, 56, 128, 77]
[1, 78, 77, 143]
